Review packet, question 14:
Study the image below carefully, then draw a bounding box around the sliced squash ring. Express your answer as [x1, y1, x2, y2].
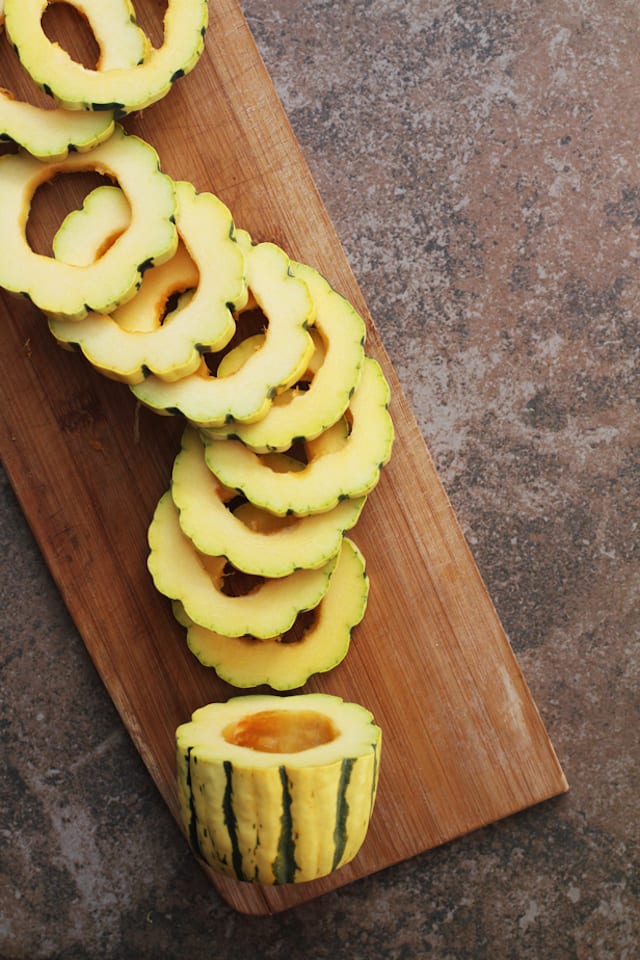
[25, 0, 150, 70]
[147, 491, 337, 639]
[0, 0, 148, 158]
[49, 181, 246, 382]
[202, 356, 394, 516]
[0, 89, 116, 160]
[174, 537, 369, 690]
[0, 123, 178, 320]
[5, 0, 208, 115]
[131, 232, 316, 425]
[176, 692, 381, 884]
[171, 426, 365, 577]
[51, 185, 198, 338]
[201, 260, 367, 451]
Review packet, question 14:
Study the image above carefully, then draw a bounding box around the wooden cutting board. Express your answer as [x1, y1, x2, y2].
[0, 0, 567, 915]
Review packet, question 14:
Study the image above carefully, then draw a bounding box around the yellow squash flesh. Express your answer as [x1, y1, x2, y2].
[0, 124, 178, 320]
[5, 0, 208, 115]
[173, 537, 369, 690]
[147, 491, 337, 639]
[49, 181, 247, 383]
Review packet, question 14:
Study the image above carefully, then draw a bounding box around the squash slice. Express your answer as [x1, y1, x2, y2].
[147, 491, 337, 639]
[50, 183, 196, 335]
[5, 0, 207, 115]
[202, 356, 394, 516]
[173, 537, 369, 690]
[201, 260, 366, 451]
[0, 123, 178, 320]
[171, 426, 365, 577]
[49, 181, 246, 383]
[131, 233, 315, 425]
[0, 0, 147, 159]
[0, 89, 116, 161]
[176, 692, 381, 884]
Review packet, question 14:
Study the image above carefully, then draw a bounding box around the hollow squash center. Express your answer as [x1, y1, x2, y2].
[223, 709, 338, 754]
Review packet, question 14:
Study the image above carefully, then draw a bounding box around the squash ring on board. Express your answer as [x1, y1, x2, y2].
[202, 355, 395, 517]
[147, 491, 337, 640]
[0, 123, 178, 320]
[0, 91, 116, 161]
[201, 259, 367, 452]
[4, 0, 207, 115]
[49, 181, 247, 383]
[173, 537, 369, 691]
[0, 0, 148, 158]
[131, 232, 316, 426]
[171, 426, 366, 578]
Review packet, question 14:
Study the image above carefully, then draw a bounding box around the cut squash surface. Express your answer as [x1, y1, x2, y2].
[5, 0, 208, 114]
[171, 426, 365, 577]
[131, 234, 315, 424]
[0, 89, 116, 160]
[176, 693, 381, 884]
[49, 181, 246, 382]
[174, 536, 369, 690]
[50, 184, 131, 267]
[0, 124, 178, 320]
[202, 356, 394, 516]
[148, 491, 337, 638]
[202, 260, 366, 451]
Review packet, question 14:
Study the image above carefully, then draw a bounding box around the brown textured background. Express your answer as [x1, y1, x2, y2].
[1, 0, 638, 956]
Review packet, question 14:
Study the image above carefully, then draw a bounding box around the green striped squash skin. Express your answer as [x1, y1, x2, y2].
[178, 739, 381, 884]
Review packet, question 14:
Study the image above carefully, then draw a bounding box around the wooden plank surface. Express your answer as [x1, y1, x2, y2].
[0, 0, 567, 915]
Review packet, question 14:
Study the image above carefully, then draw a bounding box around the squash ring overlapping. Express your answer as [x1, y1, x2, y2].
[0, 123, 178, 320]
[4, 0, 208, 115]
[49, 181, 248, 383]
[0, 0, 148, 158]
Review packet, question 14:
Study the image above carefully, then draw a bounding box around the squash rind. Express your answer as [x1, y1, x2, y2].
[176, 693, 381, 884]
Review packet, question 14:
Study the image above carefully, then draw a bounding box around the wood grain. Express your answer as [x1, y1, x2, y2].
[0, 0, 567, 915]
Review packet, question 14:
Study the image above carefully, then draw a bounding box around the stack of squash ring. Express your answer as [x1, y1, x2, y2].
[0, 0, 391, 884]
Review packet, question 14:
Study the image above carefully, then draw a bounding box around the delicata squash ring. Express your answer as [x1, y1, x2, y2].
[173, 537, 370, 691]
[131, 233, 316, 426]
[202, 260, 367, 452]
[0, 0, 148, 159]
[0, 123, 178, 320]
[147, 491, 337, 639]
[0, 89, 115, 161]
[4, 0, 208, 115]
[202, 356, 395, 517]
[171, 426, 366, 578]
[49, 181, 247, 383]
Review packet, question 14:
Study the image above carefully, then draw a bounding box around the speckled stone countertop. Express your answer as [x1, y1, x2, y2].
[2, 1, 638, 957]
